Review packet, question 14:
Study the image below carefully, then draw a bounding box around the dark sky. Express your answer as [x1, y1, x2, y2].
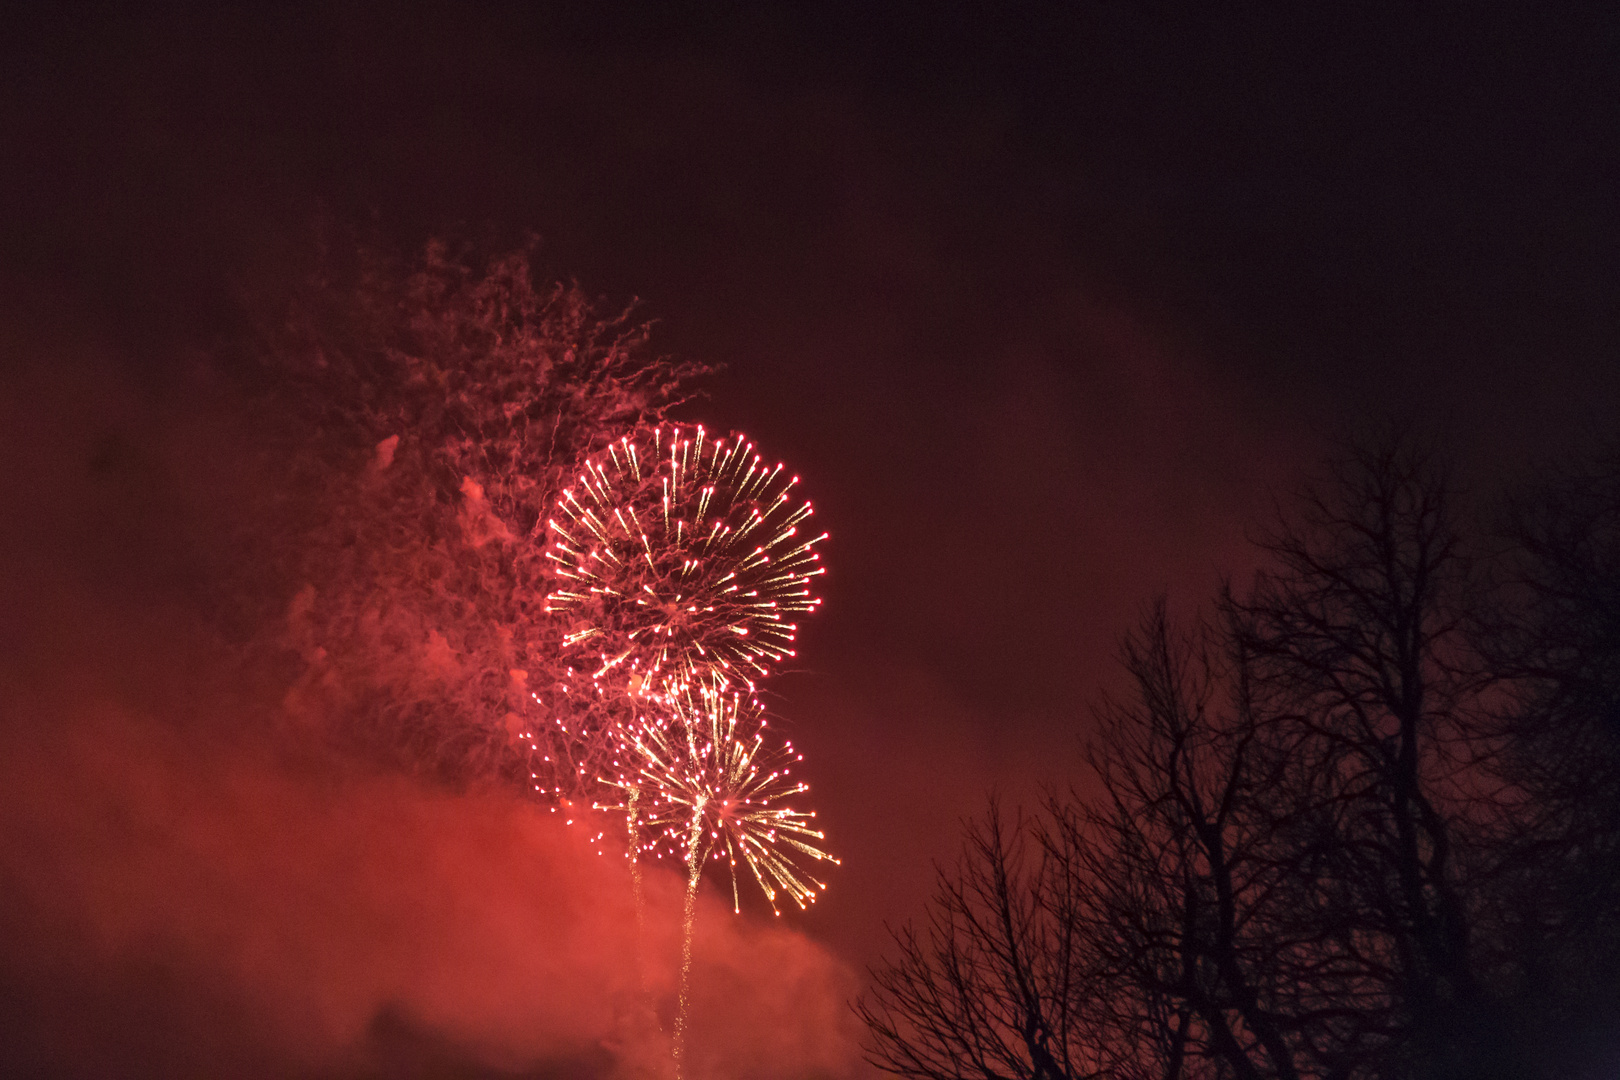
[3, 4, 1618, 1077]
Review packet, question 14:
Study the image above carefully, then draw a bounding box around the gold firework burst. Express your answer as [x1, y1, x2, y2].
[602, 683, 837, 914]
[544, 425, 826, 693]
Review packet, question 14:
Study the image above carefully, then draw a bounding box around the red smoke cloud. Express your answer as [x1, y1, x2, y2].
[0, 342, 867, 1080]
[0, 694, 864, 1078]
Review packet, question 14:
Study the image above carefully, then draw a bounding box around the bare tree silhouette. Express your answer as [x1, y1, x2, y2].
[859, 432, 1619, 1080]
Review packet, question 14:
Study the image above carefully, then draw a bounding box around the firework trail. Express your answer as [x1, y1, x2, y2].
[544, 425, 826, 694]
[545, 425, 834, 1076]
[674, 799, 706, 1080]
[599, 685, 837, 1079]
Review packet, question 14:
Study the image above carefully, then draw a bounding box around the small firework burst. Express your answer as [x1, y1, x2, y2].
[544, 425, 826, 693]
[602, 684, 837, 914]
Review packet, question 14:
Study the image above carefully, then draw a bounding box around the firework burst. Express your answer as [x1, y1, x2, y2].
[544, 425, 826, 693]
[602, 683, 837, 914]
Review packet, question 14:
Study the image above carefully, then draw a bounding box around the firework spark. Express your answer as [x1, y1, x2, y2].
[514, 679, 635, 806]
[544, 425, 826, 693]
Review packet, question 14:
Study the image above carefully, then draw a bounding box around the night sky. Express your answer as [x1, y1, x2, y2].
[3, 5, 1619, 1077]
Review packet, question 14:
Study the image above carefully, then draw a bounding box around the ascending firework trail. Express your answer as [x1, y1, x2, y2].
[601, 685, 837, 1078]
[543, 425, 834, 1078]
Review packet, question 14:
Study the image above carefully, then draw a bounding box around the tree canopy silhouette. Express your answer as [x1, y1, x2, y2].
[860, 432, 1620, 1080]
